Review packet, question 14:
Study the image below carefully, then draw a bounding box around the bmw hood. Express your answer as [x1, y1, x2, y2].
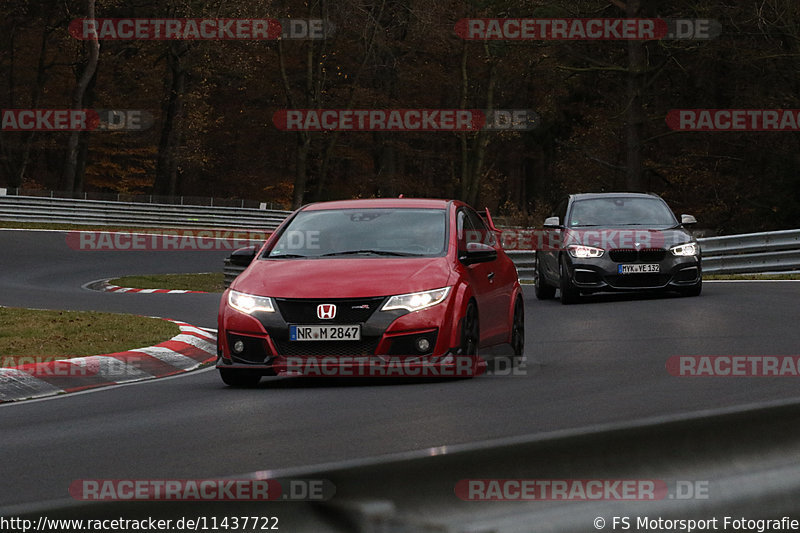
[562, 227, 695, 250]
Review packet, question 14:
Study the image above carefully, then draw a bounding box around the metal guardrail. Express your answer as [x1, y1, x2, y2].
[221, 232, 800, 288]
[0, 194, 291, 230]
[502, 230, 800, 277]
[507, 250, 535, 281]
[698, 229, 800, 274]
[1, 193, 796, 277]
[0, 187, 283, 209]
[223, 258, 246, 287]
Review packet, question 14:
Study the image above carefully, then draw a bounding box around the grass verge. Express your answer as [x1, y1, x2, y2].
[108, 272, 225, 293]
[0, 308, 180, 365]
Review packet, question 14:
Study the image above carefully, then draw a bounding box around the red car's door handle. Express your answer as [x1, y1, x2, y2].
[487, 272, 495, 281]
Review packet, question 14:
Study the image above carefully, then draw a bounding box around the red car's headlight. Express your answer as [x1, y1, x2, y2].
[228, 290, 276, 314]
[381, 287, 451, 313]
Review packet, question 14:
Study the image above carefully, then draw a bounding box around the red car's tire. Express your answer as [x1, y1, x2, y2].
[511, 296, 525, 356]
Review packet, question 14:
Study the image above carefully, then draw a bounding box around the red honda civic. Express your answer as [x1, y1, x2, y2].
[216, 198, 524, 386]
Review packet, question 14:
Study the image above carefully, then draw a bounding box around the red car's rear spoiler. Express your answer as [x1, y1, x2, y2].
[481, 208, 501, 233]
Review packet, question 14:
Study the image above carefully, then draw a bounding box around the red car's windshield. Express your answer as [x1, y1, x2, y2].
[266, 208, 448, 258]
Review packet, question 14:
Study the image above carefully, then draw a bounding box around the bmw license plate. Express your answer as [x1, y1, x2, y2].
[290, 325, 361, 341]
[618, 264, 660, 274]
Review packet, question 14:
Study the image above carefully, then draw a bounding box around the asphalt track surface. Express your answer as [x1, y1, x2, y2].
[1, 229, 800, 510]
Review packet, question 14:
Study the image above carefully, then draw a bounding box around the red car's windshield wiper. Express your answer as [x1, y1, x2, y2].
[266, 253, 308, 258]
[320, 249, 424, 257]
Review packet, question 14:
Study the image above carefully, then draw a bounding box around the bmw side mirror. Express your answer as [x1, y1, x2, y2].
[460, 242, 498, 265]
[543, 216, 561, 228]
[681, 214, 697, 225]
[230, 246, 257, 267]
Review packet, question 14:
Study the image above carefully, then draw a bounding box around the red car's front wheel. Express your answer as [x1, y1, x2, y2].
[511, 297, 524, 356]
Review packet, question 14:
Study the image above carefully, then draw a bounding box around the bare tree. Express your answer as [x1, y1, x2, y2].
[153, 40, 189, 196]
[625, 0, 645, 192]
[459, 41, 497, 206]
[60, 0, 99, 193]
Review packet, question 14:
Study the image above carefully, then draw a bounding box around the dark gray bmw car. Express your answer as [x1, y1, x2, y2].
[535, 192, 702, 304]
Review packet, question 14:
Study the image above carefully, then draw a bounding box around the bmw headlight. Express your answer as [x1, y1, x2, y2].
[381, 287, 451, 313]
[567, 245, 605, 258]
[670, 243, 698, 257]
[228, 290, 275, 314]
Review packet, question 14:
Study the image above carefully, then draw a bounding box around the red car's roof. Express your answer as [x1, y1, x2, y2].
[302, 198, 451, 211]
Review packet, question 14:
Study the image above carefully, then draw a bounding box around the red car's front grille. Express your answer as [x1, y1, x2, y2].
[274, 297, 385, 324]
[272, 338, 381, 357]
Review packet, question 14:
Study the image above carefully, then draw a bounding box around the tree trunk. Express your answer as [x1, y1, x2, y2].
[60, 0, 99, 194]
[316, 0, 385, 200]
[0, 23, 19, 186]
[15, 26, 52, 187]
[153, 41, 188, 197]
[625, 0, 645, 192]
[292, 133, 311, 208]
[460, 42, 496, 206]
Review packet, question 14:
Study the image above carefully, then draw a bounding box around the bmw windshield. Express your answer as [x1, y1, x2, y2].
[265, 208, 447, 258]
[568, 197, 678, 228]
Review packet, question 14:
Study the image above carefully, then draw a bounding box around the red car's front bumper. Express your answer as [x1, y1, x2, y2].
[216, 289, 469, 375]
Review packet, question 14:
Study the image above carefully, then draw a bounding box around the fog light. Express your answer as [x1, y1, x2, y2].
[233, 340, 245, 354]
[415, 338, 431, 353]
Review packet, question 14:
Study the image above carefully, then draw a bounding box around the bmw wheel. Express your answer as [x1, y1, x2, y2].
[559, 256, 580, 305]
[679, 279, 702, 297]
[534, 256, 556, 300]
